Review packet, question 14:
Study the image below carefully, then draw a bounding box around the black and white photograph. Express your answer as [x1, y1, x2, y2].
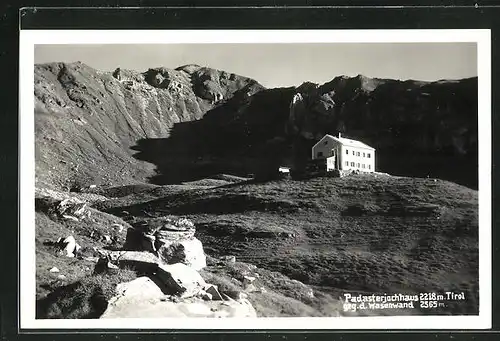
[19, 29, 491, 329]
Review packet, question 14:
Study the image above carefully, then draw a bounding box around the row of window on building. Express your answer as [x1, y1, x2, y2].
[346, 161, 371, 169]
[346, 149, 371, 158]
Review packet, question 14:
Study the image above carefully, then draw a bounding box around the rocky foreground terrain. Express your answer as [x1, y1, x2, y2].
[34, 62, 478, 318]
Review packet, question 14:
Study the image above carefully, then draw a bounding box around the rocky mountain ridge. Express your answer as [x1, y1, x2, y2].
[35, 62, 478, 191]
[35, 62, 263, 190]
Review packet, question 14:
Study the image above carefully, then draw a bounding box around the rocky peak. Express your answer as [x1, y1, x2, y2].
[34, 62, 262, 190]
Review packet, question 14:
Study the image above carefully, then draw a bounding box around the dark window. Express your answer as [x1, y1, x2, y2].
[367, 153, 371, 158]
[352, 151, 355, 155]
[317, 151, 323, 157]
[362, 164, 365, 168]
[357, 163, 360, 168]
[345, 161, 349, 166]
[346, 149, 349, 154]
[368, 165, 371, 169]
[357, 152, 360, 156]
[351, 162, 355, 167]
[324, 140, 328, 145]
[363, 152, 365, 157]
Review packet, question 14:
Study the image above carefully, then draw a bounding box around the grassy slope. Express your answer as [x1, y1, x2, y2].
[35, 183, 343, 318]
[100, 174, 478, 315]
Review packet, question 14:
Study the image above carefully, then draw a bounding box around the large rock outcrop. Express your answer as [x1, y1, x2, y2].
[124, 216, 206, 270]
[100, 276, 257, 318]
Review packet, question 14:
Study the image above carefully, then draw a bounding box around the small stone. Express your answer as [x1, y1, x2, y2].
[112, 224, 124, 233]
[243, 276, 256, 285]
[49, 267, 60, 273]
[62, 215, 79, 222]
[107, 261, 119, 270]
[223, 255, 236, 263]
[57, 274, 66, 280]
[83, 257, 99, 263]
[238, 292, 248, 300]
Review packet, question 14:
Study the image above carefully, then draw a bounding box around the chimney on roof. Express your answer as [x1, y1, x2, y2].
[338, 132, 342, 138]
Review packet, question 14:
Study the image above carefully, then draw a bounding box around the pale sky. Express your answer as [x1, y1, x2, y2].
[34, 43, 477, 88]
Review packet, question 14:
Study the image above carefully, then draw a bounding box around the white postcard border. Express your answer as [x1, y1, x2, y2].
[19, 29, 491, 330]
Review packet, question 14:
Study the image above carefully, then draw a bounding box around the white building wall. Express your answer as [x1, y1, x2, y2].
[326, 156, 336, 171]
[312, 136, 336, 159]
[312, 135, 375, 173]
[340, 145, 375, 172]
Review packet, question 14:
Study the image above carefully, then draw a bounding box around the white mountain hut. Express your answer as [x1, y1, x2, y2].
[311, 133, 375, 172]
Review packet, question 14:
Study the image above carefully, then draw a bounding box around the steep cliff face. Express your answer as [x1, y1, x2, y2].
[289, 75, 477, 153]
[34, 62, 263, 190]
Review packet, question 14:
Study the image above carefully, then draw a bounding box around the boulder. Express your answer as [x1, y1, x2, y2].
[101, 280, 257, 319]
[101, 299, 257, 319]
[56, 198, 90, 220]
[106, 250, 161, 273]
[115, 276, 165, 298]
[155, 229, 196, 243]
[107, 250, 161, 264]
[156, 263, 206, 298]
[156, 237, 206, 271]
[221, 255, 236, 263]
[242, 275, 257, 292]
[56, 235, 80, 257]
[125, 217, 206, 270]
[133, 216, 195, 235]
